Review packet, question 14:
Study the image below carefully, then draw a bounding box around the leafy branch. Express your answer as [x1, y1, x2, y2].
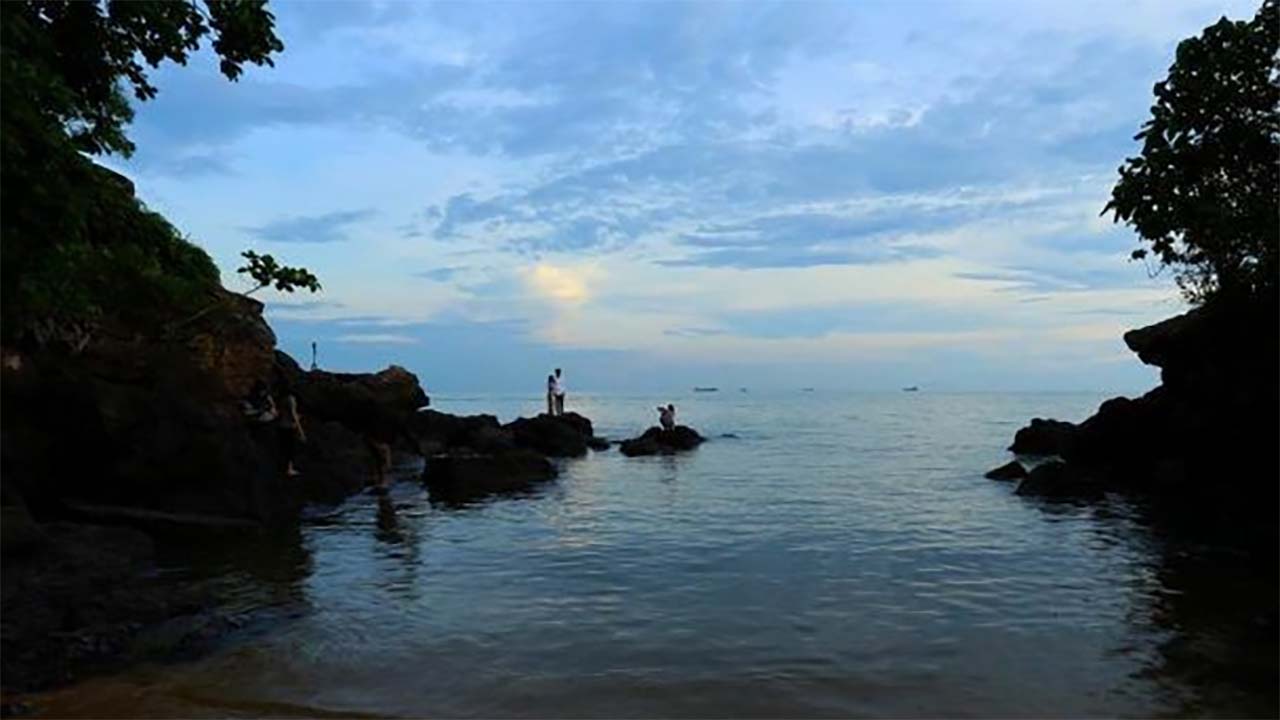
[236, 250, 321, 295]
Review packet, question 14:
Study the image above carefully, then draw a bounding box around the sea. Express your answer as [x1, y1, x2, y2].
[33, 391, 1278, 718]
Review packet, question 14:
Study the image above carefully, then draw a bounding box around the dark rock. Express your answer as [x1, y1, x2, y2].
[278, 351, 428, 441]
[1009, 418, 1077, 456]
[554, 411, 595, 438]
[423, 450, 557, 502]
[619, 425, 706, 457]
[0, 522, 211, 692]
[1003, 297, 1278, 513]
[586, 436, 612, 451]
[294, 420, 383, 504]
[1015, 461, 1104, 499]
[407, 409, 505, 453]
[503, 413, 590, 457]
[984, 460, 1027, 481]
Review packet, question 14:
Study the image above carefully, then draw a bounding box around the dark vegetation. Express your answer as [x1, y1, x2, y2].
[998, 0, 1278, 532]
[1104, 0, 1277, 304]
[0, 0, 309, 342]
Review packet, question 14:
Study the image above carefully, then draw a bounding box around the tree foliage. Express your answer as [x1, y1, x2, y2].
[237, 251, 321, 295]
[1103, 0, 1279, 304]
[0, 1, 303, 340]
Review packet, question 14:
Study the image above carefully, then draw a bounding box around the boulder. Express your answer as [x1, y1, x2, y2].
[278, 351, 429, 441]
[423, 449, 556, 502]
[407, 409, 506, 453]
[0, 522, 210, 692]
[619, 425, 706, 457]
[1015, 461, 1103, 500]
[503, 413, 591, 457]
[1008, 418, 1077, 456]
[294, 420, 382, 504]
[586, 436, 612, 451]
[984, 460, 1027, 481]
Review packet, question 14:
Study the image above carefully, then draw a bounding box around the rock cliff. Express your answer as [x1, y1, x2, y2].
[994, 299, 1278, 532]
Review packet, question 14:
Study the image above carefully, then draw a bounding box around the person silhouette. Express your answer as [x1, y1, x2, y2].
[552, 368, 566, 416]
[657, 403, 676, 431]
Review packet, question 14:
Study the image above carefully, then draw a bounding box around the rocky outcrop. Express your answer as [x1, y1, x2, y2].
[0, 296, 298, 526]
[619, 426, 706, 456]
[1014, 461, 1104, 500]
[984, 461, 1028, 481]
[999, 300, 1278, 515]
[503, 412, 595, 457]
[0, 520, 211, 692]
[1008, 418, 1077, 456]
[276, 351, 428, 442]
[408, 410, 506, 454]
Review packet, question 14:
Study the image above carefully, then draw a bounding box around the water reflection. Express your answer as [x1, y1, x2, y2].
[1026, 494, 1279, 718]
[374, 494, 403, 545]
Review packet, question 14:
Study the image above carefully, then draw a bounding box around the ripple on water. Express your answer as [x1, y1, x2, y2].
[29, 392, 1279, 718]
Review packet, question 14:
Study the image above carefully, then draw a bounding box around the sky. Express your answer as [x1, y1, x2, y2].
[108, 0, 1259, 392]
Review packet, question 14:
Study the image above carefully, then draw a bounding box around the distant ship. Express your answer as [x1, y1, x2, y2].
[902, 386, 920, 392]
[801, 387, 815, 392]
[693, 386, 719, 392]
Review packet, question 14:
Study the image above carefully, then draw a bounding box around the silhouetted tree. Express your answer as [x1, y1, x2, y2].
[1104, 0, 1278, 304]
[0, 1, 316, 339]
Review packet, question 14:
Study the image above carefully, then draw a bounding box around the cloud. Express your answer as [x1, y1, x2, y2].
[414, 266, 466, 282]
[524, 263, 594, 304]
[333, 333, 419, 345]
[113, 0, 1247, 391]
[243, 208, 375, 244]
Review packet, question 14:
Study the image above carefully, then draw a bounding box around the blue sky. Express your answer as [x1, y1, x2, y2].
[109, 0, 1257, 392]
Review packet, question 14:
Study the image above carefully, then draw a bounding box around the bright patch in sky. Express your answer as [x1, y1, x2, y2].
[110, 0, 1258, 391]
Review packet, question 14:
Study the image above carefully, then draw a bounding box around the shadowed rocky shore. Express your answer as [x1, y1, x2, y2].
[987, 298, 1279, 548]
[0, 285, 621, 697]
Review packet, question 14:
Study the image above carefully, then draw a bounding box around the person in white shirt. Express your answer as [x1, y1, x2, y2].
[552, 367, 566, 416]
[546, 373, 557, 416]
[657, 403, 676, 431]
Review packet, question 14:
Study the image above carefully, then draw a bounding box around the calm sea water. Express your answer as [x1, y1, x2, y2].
[35, 392, 1278, 718]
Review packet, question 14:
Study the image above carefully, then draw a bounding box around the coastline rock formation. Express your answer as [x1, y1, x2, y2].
[619, 426, 706, 457]
[414, 412, 608, 502]
[996, 301, 1278, 526]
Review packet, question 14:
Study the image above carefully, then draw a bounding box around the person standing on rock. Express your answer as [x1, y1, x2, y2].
[546, 373, 557, 416]
[657, 403, 676, 431]
[277, 381, 306, 476]
[552, 368, 566, 416]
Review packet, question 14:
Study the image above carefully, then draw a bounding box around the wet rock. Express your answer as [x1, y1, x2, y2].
[586, 436, 612, 451]
[407, 410, 505, 453]
[294, 420, 382, 504]
[1015, 461, 1103, 499]
[423, 450, 557, 501]
[503, 413, 591, 457]
[984, 460, 1027, 481]
[1009, 418, 1077, 456]
[0, 522, 210, 692]
[619, 426, 706, 457]
[276, 351, 428, 441]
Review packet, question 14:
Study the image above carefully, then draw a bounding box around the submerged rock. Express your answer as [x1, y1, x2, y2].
[423, 449, 556, 502]
[618, 426, 706, 457]
[984, 460, 1027, 481]
[586, 436, 612, 451]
